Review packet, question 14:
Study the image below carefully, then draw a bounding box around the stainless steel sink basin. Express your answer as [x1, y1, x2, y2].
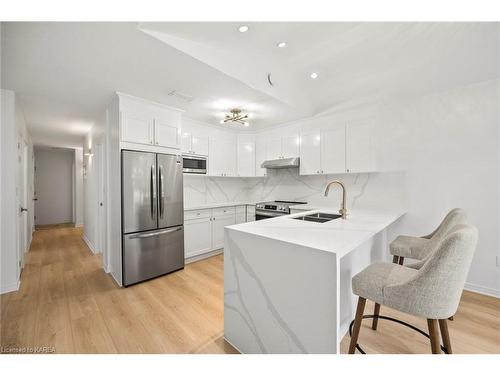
[292, 212, 342, 223]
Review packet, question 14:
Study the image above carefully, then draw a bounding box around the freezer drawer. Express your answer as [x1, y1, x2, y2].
[123, 226, 184, 286]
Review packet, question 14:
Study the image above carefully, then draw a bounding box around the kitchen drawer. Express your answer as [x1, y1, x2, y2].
[235, 205, 246, 215]
[213, 206, 235, 218]
[184, 208, 212, 221]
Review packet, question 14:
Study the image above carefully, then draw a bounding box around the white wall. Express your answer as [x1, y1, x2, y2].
[376, 79, 500, 296]
[34, 147, 74, 225]
[1, 89, 34, 294]
[73, 148, 84, 226]
[1, 90, 19, 293]
[83, 108, 107, 256]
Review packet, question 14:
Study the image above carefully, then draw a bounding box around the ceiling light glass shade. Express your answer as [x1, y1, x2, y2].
[310, 72, 319, 79]
[277, 42, 287, 48]
[238, 25, 249, 33]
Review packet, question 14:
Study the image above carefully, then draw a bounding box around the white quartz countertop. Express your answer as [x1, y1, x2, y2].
[227, 208, 406, 258]
[184, 201, 257, 211]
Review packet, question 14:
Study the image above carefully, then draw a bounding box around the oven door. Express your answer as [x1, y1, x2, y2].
[255, 210, 285, 220]
[183, 155, 207, 174]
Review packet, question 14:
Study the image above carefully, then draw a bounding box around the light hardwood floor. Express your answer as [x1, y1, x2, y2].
[1, 226, 499, 354]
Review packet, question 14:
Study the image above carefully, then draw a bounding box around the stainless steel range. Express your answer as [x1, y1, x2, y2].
[255, 200, 307, 220]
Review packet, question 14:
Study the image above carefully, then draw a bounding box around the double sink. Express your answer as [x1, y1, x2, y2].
[292, 212, 342, 223]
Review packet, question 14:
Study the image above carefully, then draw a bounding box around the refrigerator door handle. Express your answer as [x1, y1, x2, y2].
[159, 165, 164, 218]
[129, 226, 182, 239]
[150, 165, 156, 220]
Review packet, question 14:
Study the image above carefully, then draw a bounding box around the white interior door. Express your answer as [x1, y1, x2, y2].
[96, 143, 107, 254]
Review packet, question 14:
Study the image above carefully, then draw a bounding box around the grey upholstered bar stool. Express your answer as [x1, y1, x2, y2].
[370, 208, 468, 327]
[390, 208, 468, 266]
[349, 224, 478, 354]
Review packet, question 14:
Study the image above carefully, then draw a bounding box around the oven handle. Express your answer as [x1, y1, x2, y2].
[255, 210, 285, 218]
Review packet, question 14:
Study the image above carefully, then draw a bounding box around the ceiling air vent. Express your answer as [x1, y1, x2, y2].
[168, 90, 194, 103]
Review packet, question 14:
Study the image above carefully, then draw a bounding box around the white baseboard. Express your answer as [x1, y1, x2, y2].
[185, 248, 223, 264]
[464, 282, 500, 298]
[82, 234, 97, 254]
[1, 280, 20, 294]
[75, 223, 84, 228]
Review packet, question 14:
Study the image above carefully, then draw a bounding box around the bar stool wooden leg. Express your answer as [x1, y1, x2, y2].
[448, 316, 454, 321]
[392, 255, 399, 264]
[372, 303, 381, 330]
[398, 256, 405, 265]
[349, 297, 366, 354]
[439, 319, 452, 354]
[427, 319, 441, 354]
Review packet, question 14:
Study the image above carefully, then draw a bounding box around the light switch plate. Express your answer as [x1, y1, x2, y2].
[496, 256, 500, 267]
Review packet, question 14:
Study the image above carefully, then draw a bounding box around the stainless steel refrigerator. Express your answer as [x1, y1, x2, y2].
[121, 150, 184, 286]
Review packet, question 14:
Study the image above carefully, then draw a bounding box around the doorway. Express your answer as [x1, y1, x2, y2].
[34, 147, 74, 227]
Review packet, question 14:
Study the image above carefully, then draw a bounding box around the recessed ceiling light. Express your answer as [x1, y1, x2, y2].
[310, 72, 319, 79]
[277, 42, 287, 48]
[238, 25, 249, 33]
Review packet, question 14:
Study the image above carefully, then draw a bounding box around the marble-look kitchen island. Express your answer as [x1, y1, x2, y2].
[224, 209, 405, 354]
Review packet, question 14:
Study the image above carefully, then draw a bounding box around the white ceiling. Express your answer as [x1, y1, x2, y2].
[2, 22, 499, 148]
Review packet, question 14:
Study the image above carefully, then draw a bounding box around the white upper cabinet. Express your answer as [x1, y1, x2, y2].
[118, 94, 182, 150]
[321, 124, 346, 174]
[282, 134, 300, 158]
[121, 112, 154, 145]
[192, 135, 209, 155]
[299, 119, 375, 175]
[265, 133, 300, 160]
[209, 137, 237, 177]
[265, 137, 282, 160]
[237, 140, 256, 177]
[299, 130, 321, 175]
[181, 132, 192, 153]
[255, 139, 267, 177]
[154, 119, 180, 149]
[346, 119, 375, 173]
[182, 131, 209, 155]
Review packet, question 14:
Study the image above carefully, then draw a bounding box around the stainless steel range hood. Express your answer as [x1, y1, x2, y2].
[261, 157, 300, 169]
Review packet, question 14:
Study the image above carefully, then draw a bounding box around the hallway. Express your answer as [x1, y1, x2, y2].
[0, 226, 236, 354]
[1, 226, 499, 354]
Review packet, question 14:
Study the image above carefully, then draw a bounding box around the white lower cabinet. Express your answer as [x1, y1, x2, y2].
[211, 214, 235, 250]
[184, 217, 212, 259]
[184, 205, 255, 260]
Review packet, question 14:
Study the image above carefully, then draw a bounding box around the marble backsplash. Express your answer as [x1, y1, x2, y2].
[184, 170, 407, 212]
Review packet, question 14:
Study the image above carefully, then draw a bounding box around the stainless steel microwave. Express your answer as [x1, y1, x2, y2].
[182, 154, 207, 174]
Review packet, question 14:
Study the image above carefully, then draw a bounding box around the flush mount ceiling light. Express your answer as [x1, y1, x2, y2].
[277, 41, 287, 48]
[310, 72, 319, 79]
[238, 25, 249, 33]
[220, 108, 249, 126]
